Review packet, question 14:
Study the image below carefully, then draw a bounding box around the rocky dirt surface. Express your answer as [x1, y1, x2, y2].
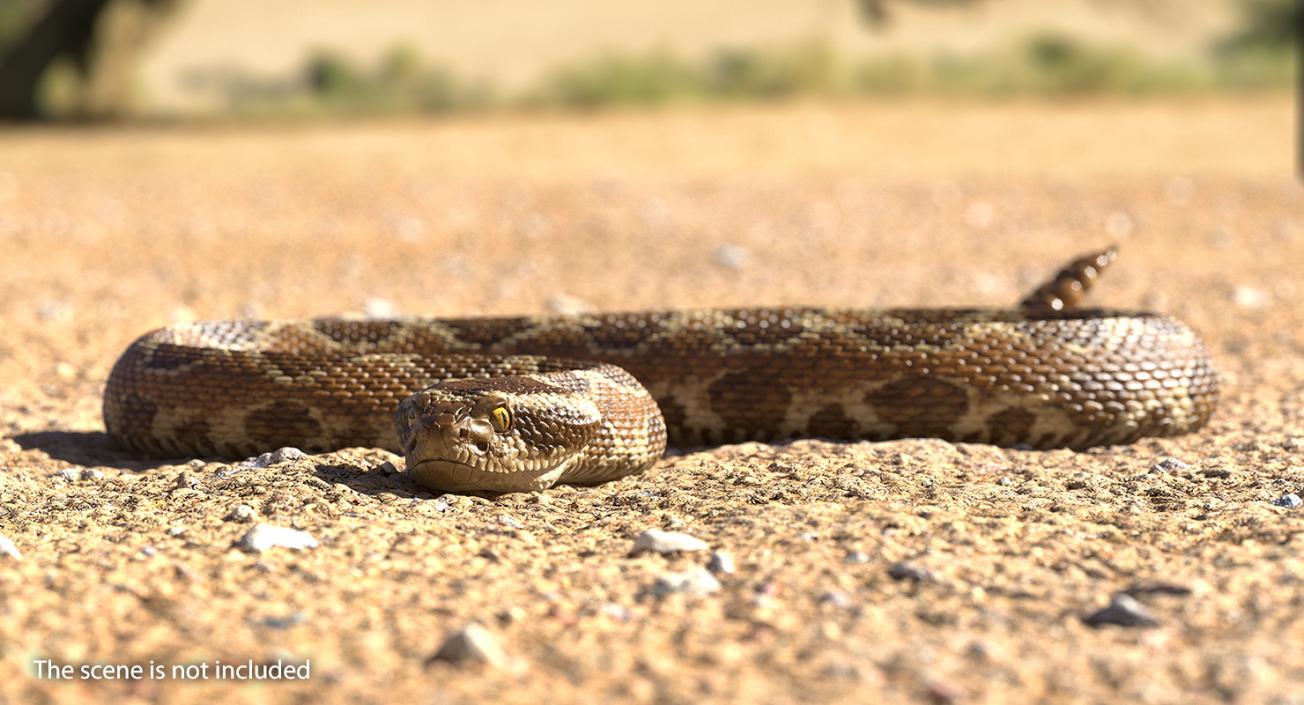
[0, 99, 1300, 705]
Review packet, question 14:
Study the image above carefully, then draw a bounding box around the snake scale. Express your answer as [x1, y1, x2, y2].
[104, 248, 1219, 492]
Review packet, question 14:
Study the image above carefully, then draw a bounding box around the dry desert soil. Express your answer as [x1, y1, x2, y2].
[0, 99, 1301, 705]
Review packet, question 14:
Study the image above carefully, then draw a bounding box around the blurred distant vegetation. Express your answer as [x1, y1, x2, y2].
[282, 29, 1292, 117]
[0, 0, 1295, 120]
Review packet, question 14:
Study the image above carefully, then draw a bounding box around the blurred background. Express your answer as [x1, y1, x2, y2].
[1, 5, 1302, 704]
[0, 0, 1293, 120]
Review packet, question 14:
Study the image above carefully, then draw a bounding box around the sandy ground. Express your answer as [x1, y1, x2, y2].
[0, 98, 1301, 704]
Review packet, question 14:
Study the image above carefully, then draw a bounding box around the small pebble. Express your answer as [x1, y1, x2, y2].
[79, 468, 104, 481]
[236, 524, 318, 553]
[241, 447, 308, 468]
[630, 529, 710, 556]
[712, 244, 749, 271]
[495, 607, 526, 626]
[497, 514, 524, 530]
[55, 468, 78, 482]
[225, 504, 256, 523]
[819, 591, 854, 609]
[0, 534, 22, 561]
[1083, 593, 1158, 628]
[1272, 494, 1302, 508]
[429, 623, 513, 670]
[362, 297, 398, 318]
[187, 459, 206, 469]
[258, 612, 307, 630]
[1149, 457, 1190, 473]
[546, 294, 589, 315]
[598, 602, 631, 622]
[887, 561, 932, 583]
[707, 550, 736, 575]
[648, 567, 722, 597]
[1232, 285, 1269, 309]
[844, 551, 871, 565]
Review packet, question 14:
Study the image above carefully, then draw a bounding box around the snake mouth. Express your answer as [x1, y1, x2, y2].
[406, 458, 567, 494]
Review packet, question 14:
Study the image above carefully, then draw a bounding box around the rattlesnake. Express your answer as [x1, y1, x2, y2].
[104, 248, 1219, 492]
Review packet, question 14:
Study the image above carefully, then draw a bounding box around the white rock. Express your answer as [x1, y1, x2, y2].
[430, 623, 514, 669]
[0, 534, 22, 561]
[1232, 286, 1269, 309]
[236, 524, 318, 552]
[226, 504, 257, 523]
[649, 567, 722, 597]
[707, 550, 736, 575]
[631, 529, 710, 556]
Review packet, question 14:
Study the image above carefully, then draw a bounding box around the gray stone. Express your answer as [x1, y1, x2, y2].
[1150, 457, 1190, 473]
[631, 529, 709, 556]
[236, 524, 318, 553]
[844, 550, 871, 564]
[1272, 494, 1302, 508]
[1083, 594, 1158, 628]
[887, 561, 932, 583]
[819, 591, 854, 609]
[430, 623, 513, 670]
[241, 447, 308, 468]
[712, 244, 749, 271]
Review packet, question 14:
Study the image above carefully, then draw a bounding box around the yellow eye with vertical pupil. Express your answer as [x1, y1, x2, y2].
[490, 405, 513, 432]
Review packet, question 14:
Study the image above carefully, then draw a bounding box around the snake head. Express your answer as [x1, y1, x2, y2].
[396, 376, 602, 493]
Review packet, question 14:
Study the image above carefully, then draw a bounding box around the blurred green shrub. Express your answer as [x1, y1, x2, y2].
[223, 29, 1295, 119]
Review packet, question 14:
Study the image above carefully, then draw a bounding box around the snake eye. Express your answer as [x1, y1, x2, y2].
[489, 404, 513, 432]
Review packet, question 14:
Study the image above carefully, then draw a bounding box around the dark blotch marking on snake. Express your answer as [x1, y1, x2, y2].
[986, 406, 1037, 445]
[708, 368, 793, 441]
[442, 318, 537, 348]
[245, 401, 323, 449]
[865, 376, 970, 437]
[110, 393, 159, 443]
[142, 348, 200, 371]
[172, 417, 214, 452]
[806, 403, 858, 438]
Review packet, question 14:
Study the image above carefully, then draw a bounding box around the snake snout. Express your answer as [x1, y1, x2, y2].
[443, 417, 495, 454]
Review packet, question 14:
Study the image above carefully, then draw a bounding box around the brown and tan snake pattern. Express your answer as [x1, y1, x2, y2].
[104, 248, 1219, 492]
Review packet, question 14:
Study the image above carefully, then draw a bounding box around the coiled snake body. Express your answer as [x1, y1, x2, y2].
[104, 249, 1219, 492]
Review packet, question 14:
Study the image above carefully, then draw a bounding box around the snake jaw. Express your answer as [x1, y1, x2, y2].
[406, 458, 572, 493]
